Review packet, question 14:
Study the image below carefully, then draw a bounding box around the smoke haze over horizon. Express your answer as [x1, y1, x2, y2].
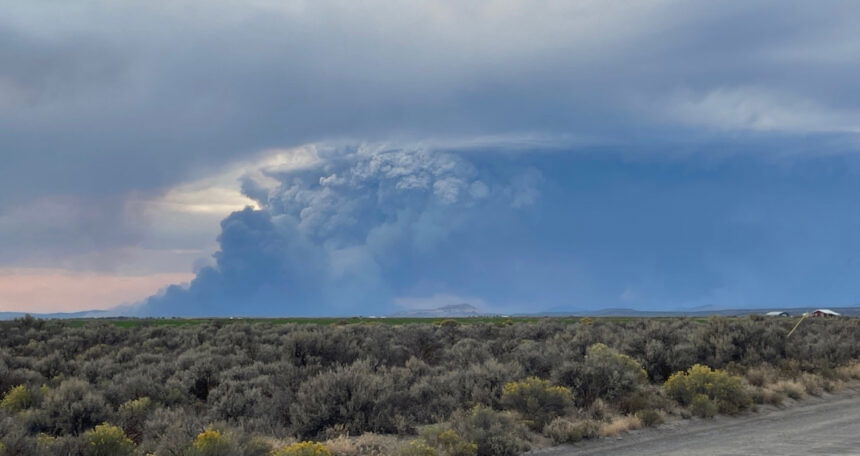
[3, 1, 860, 314]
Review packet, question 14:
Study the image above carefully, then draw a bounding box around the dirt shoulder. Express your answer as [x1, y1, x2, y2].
[529, 386, 860, 456]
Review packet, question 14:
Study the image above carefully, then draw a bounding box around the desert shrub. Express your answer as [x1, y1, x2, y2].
[599, 415, 642, 437]
[116, 396, 152, 443]
[42, 379, 110, 435]
[38, 434, 86, 455]
[510, 340, 554, 378]
[744, 365, 778, 387]
[798, 373, 824, 397]
[272, 441, 332, 456]
[439, 359, 524, 412]
[568, 344, 647, 405]
[208, 378, 269, 422]
[2, 316, 860, 454]
[81, 423, 135, 456]
[417, 426, 477, 456]
[771, 380, 805, 400]
[35, 352, 70, 379]
[635, 408, 664, 427]
[584, 398, 609, 421]
[450, 406, 529, 456]
[139, 407, 206, 456]
[542, 418, 598, 444]
[0, 413, 39, 454]
[400, 440, 438, 456]
[690, 394, 717, 418]
[836, 362, 860, 380]
[324, 433, 402, 456]
[290, 361, 404, 438]
[750, 387, 784, 406]
[447, 339, 491, 366]
[500, 377, 572, 429]
[238, 435, 273, 456]
[616, 387, 668, 415]
[0, 385, 34, 412]
[190, 428, 232, 456]
[664, 364, 751, 414]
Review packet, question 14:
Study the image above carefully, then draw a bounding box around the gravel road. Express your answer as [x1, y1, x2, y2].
[529, 388, 860, 456]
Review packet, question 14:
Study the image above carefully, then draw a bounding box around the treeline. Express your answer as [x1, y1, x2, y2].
[1, 316, 859, 455]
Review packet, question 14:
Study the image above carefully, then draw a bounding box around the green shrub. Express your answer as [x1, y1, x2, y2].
[664, 364, 751, 415]
[272, 441, 332, 456]
[190, 428, 232, 456]
[450, 406, 529, 456]
[573, 344, 648, 405]
[82, 423, 136, 456]
[0, 385, 33, 412]
[500, 377, 572, 429]
[690, 394, 717, 418]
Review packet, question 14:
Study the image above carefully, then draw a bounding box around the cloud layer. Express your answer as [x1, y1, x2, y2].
[3, 0, 860, 209]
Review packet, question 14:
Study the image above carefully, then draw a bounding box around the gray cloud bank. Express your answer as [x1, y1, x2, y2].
[3, 0, 860, 209]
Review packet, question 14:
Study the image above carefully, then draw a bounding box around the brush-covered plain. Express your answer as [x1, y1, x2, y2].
[1, 316, 859, 456]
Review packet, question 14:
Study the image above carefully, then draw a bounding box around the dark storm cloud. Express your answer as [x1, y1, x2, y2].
[3, 0, 860, 208]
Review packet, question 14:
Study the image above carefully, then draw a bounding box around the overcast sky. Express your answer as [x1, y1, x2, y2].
[2, 0, 860, 315]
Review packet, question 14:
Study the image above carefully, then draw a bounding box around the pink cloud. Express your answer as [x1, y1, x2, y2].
[0, 268, 193, 313]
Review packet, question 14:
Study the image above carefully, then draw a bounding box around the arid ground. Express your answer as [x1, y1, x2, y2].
[533, 388, 860, 456]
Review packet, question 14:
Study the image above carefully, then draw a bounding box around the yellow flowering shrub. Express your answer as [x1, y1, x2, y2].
[191, 428, 232, 456]
[501, 377, 572, 429]
[82, 423, 135, 456]
[271, 441, 332, 456]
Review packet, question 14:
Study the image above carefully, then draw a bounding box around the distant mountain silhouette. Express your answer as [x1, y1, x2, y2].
[0, 310, 110, 320]
[391, 303, 489, 318]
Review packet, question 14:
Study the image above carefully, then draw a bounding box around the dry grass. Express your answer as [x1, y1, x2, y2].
[324, 433, 404, 456]
[745, 366, 780, 387]
[757, 387, 786, 406]
[599, 415, 642, 438]
[770, 380, 806, 400]
[798, 373, 825, 397]
[836, 362, 860, 381]
[587, 398, 610, 421]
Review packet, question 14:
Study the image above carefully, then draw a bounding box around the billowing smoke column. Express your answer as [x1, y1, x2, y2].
[142, 146, 541, 316]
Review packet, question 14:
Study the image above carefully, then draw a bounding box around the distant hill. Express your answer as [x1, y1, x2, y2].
[3, 305, 858, 321]
[391, 303, 490, 318]
[0, 310, 111, 320]
[525, 306, 860, 317]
